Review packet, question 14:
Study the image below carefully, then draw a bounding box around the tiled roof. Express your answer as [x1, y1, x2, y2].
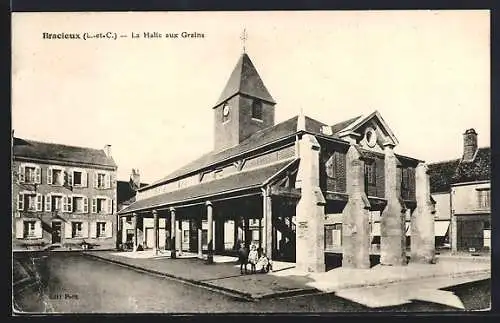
[13, 137, 117, 168]
[330, 115, 362, 133]
[214, 53, 276, 108]
[452, 148, 490, 184]
[145, 115, 349, 189]
[428, 159, 460, 193]
[119, 159, 297, 214]
[428, 147, 490, 193]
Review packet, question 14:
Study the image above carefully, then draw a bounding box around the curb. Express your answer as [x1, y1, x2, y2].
[316, 269, 491, 292]
[83, 253, 491, 301]
[83, 253, 255, 302]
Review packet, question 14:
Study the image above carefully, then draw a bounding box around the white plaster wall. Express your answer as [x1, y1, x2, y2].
[451, 182, 490, 215]
[432, 192, 451, 220]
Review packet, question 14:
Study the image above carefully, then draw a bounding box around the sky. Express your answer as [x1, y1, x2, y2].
[12, 10, 490, 184]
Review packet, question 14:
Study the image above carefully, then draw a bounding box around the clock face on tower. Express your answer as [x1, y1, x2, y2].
[223, 104, 230, 117]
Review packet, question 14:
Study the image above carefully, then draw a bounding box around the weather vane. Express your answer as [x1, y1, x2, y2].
[240, 28, 248, 53]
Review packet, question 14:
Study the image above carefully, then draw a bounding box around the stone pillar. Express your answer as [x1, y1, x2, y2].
[206, 201, 214, 264]
[177, 220, 183, 255]
[380, 144, 407, 266]
[152, 210, 159, 254]
[342, 146, 371, 269]
[197, 217, 203, 259]
[262, 190, 273, 258]
[133, 213, 138, 252]
[450, 188, 457, 254]
[170, 208, 176, 259]
[295, 134, 326, 273]
[451, 210, 457, 254]
[244, 217, 250, 247]
[411, 163, 436, 263]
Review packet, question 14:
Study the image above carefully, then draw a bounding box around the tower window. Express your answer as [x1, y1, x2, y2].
[252, 100, 263, 120]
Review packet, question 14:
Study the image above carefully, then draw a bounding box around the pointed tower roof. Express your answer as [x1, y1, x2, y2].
[213, 53, 276, 108]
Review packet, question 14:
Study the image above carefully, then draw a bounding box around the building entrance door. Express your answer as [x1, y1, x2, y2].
[52, 222, 61, 244]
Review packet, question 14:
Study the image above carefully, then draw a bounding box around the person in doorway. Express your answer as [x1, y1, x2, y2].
[248, 245, 259, 274]
[238, 243, 249, 274]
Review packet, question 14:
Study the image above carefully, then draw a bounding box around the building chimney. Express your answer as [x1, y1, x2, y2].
[462, 128, 478, 162]
[104, 144, 112, 157]
[130, 169, 140, 191]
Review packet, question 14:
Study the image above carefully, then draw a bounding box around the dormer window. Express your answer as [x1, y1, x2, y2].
[252, 100, 263, 121]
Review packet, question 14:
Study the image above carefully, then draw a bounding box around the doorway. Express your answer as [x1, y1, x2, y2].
[52, 222, 61, 244]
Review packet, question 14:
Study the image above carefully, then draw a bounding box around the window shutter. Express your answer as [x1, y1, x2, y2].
[105, 221, 113, 237]
[94, 173, 98, 188]
[47, 168, 53, 185]
[18, 165, 25, 183]
[45, 194, 52, 212]
[16, 219, 24, 239]
[35, 166, 41, 184]
[68, 196, 73, 213]
[82, 171, 88, 187]
[68, 171, 74, 186]
[91, 198, 97, 213]
[81, 221, 89, 238]
[90, 222, 97, 238]
[107, 198, 113, 214]
[83, 197, 89, 213]
[36, 194, 43, 211]
[34, 220, 43, 238]
[17, 193, 24, 211]
[62, 196, 68, 212]
[106, 174, 111, 189]
[65, 222, 73, 238]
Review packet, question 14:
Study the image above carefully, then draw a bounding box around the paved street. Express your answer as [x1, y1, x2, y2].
[13, 253, 490, 313]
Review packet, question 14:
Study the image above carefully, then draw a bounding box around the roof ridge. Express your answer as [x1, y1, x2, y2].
[16, 137, 106, 152]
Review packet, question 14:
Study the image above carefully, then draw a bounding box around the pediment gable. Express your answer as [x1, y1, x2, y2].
[336, 111, 399, 151]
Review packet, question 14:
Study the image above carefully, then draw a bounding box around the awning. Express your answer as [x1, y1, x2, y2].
[119, 158, 298, 215]
[435, 221, 450, 237]
[370, 221, 449, 237]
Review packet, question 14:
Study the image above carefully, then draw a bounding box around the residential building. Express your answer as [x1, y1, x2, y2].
[428, 129, 490, 253]
[118, 52, 436, 271]
[12, 137, 118, 250]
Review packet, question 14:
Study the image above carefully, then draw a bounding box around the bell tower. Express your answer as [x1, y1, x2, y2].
[213, 52, 276, 152]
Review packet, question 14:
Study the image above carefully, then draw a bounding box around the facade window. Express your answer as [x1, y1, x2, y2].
[97, 173, 106, 188]
[325, 154, 337, 179]
[477, 189, 490, 209]
[45, 194, 63, 212]
[94, 172, 110, 189]
[92, 197, 112, 214]
[252, 100, 263, 120]
[183, 230, 189, 243]
[72, 222, 83, 238]
[365, 162, 376, 185]
[23, 221, 36, 238]
[18, 193, 42, 212]
[96, 222, 106, 238]
[484, 220, 491, 230]
[47, 168, 64, 186]
[324, 224, 342, 249]
[73, 171, 82, 186]
[25, 166, 36, 183]
[72, 196, 88, 213]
